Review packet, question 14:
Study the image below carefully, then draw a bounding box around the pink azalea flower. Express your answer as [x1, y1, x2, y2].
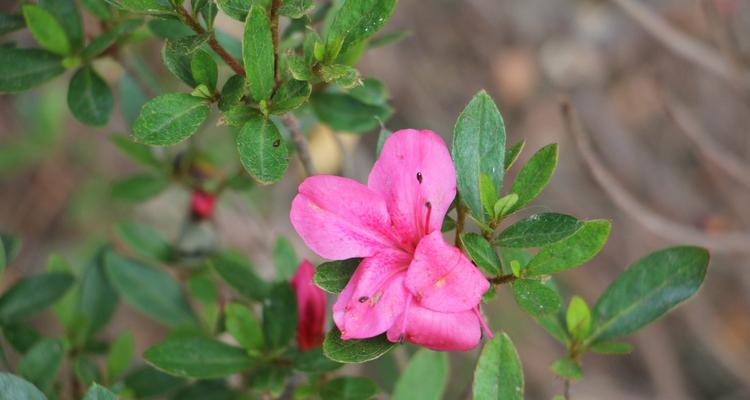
[190, 190, 217, 220]
[290, 129, 492, 351]
[291, 260, 327, 351]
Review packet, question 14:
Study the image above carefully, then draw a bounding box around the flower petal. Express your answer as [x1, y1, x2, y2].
[386, 304, 481, 351]
[290, 175, 396, 260]
[333, 249, 411, 339]
[291, 260, 327, 351]
[368, 129, 457, 249]
[406, 231, 489, 312]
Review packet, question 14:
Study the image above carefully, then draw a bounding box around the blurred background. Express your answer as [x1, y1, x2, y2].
[2, 0, 750, 399]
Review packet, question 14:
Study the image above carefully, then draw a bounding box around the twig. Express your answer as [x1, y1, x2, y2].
[270, 0, 283, 91]
[176, 6, 246, 77]
[282, 114, 317, 177]
[563, 379, 570, 400]
[561, 99, 750, 254]
[455, 200, 467, 249]
[488, 274, 516, 285]
[611, 0, 750, 90]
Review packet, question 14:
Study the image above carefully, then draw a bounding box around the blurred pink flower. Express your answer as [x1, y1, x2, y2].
[190, 190, 216, 219]
[291, 260, 327, 351]
[290, 129, 491, 351]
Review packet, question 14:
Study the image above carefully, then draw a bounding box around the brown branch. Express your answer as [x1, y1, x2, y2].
[176, 6, 246, 77]
[561, 98, 750, 254]
[282, 114, 317, 177]
[488, 274, 516, 285]
[270, 0, 282, 91]
[455, 200, 467, 249]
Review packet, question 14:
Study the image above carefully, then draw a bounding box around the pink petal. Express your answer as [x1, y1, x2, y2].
[290, 175, 397, 260]
[291, 260, 327, 351]
[386, 304, 481, 351]
[368, 130, 457, 249]
[406, 231, 489, 312]
[332, 249, 411, 339]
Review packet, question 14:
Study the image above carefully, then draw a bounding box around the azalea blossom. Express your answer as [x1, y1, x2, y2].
[290, 129, 491, 351]
[190, 190, 217, 220]
[291, 260, 327, 351]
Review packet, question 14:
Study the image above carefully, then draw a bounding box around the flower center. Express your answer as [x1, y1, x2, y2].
[424, 201, 432, 234]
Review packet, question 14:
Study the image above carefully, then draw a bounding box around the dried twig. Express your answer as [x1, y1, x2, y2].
[282, 114, 317, 177]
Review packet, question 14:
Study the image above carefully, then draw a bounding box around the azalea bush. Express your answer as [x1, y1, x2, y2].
[0, 0, 711, 399]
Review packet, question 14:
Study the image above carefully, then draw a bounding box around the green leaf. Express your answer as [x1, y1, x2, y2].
[0, 272, 73, 325]
[566, 296, 591, 342]
[243, 5, 275, 101]
[392, 349, 448, 400]
[120, 74, 149, 129]
[324, 0, 397, 62]
[133, 93, 209, 146]
[472, 332, 524, 400]
[191, 49, 218, 91]
[273, 236, 299, 281]
[225, 302, 263, 353]
[271, 79, 312, 114]
[74, 357, 101, 388]
[39, 0, 84, 50]
[115, 221, 174, 262]
[493, 193, 518, 219]
[480, 174, 498, 218]
[323, 327, 395, 363]
[368, 30, 411, 49]
[504, 140, 525, 170]
[2, 324, 41, 353]
[110, 134, 161, 170]
[588, 341, 632, 355]
[376, 127, 393, 157]
[216, 0, 252, 21]
[263, 283, 297, 349]
[162, 44, 197, 87]
[0, 234, 21, 268]
[319, 64, 361, 88]
[525, 220, 611, 276]
[219, 74, 245, 111]
[452, 91, 506, 223]
[280, 0, 314, 18]
[0, 373, 46, 400]
[124, 366, 185, 398]
[293, 348, 343, 373]
[46, 256, 76, 330]
[506, 144, 558, 214]
[349, 78, 388, 106]
[0, 47, 64, 93]
[83, 384, 117, 400]
[144, 335, 254, 379]
[81, 19, 142, 59]
[118, 0, 172, 13]
[224, 104, 262, 127]
[511, 279, 562, 317]
[18, 338, 64, 393]
[589, 246, 709, 344]
[77, 248, 118, 342]
[111, 174, 168, 202]
[81, 0, 112, 20]
[105, 252, 197, 328]
[237, 116, 289, 184]
[107, 331, 134, 382]
[67, 66, 113, 127]
[311, 92, 392, 133]
[550, 358, 582, 381]
[210, 250, 269, 301]
[314, 259, 361, 294]
[287, 55, 313, 81]
[320, 377, 378, 400]
[0, 13, 25, 35]
[496, 213, 582, 248]
[461, 233, 501, 276]
[22, 5, 71, 55]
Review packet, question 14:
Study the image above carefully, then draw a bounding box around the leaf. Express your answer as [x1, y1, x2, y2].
[22, 5, 71, 55]
[273, 236, 299, 281]
[392, 349, 448, 400]
[480, 174, 498, 218]
[270, 79, 312, 114]
[293, 348, 343, 373]
[133, 93, 209, 146]
[511, 279, 562, 317]
[219, 74, 245, 111]
[105, 252, 197, 328]
[506, 144, 558, 214]
[461, 233, 501, 276]
[168, 33, 211, 56]
[216, 0, 252, 21]
[74, 357, 101, 388]
[77, 248, 118, 342]
[0, 272, 73, 325]
[280, 0, 314, 18]
[67, 66, 113, 127]
[319, 64, 361, 88]
[225, 302, 263, 353]
[236, 116, 289, 184]
[243, 5, 275, 101]
[111, 174, 168, 202]
[115, 221, 174, 262]
[2, 324, 41, 353]
[117, 0, 172, 13]
[0, 47, 64, 93]
[120, 74, 149, 128]
[107, 331, 134, 382]
[144, 335, 254, 379]
[524, 220, 611, 276]
[81, 19, 143, 59]
[0, 13, 25, 35]
[191, 49, 218, 91]
[311, 92, 392, 133]
[368, 30, 411, 49]
[314, 259, 361, 294]
[81, 0, 112, 20]
[566, 295, 591, 342]
[18, 338, 64, 393]
[224, 104, 262, 127]
[110, 134, 161, 170]
[320, 377, 378, 400]
[376, 127, 392, 157]
[162, 44, 197, 87]
[124, 366, 185, 398]
[263, 283, 297, 349]
[38, 0, 84, 49]
[588, 341, 633, 355]
[472, 332, 524, 400]
[349, 78, 388, 106]
[504, 140, 525, 170]
[324, 0, 397, 62]
[589, 246, 709, 344]
[210, 250, 269, 301]
[287, 55, 313, 81]
[0, 373, 46, 400]
[0, 234, 21, 267]
[492, 193, 518, 218]
[83, 384, 117, 400]
[550, 358, 582, 381]
[452, 91, 506, 223]
[496, 213, 582, 248]
[323, 327, 395, 363]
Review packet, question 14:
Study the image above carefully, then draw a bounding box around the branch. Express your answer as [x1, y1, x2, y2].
[561, 99, 750, 254]
[488, 274, 516, 285]
[282, 114, 317, 177]
[177, 7, 246, 77]
[270, 0, 282, 91]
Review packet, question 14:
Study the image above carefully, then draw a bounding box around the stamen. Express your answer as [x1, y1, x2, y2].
[399, 295, 413, 341]
[424, 201, 432, 234]
[474, 307, 494, 339]
[416, 172, 423, 183]
[358, 296, 369, 303]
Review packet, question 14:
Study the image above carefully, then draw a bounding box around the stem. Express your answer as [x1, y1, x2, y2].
[564, 379, 571, 400]
[176, 6, 246, 77]
[488, 274, 516, 285]
[270, 0, 282, 91]
[455, 200, 467, 249]
[282, 114, 317, 177]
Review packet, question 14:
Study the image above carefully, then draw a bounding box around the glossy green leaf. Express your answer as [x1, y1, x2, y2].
[107, 331, 134, 382]
[73, 357, 100, 388]
[589, 246, 709, 344]
[588, 341, 633, 355]
[504, 140, 525, 170]
[566, 296, 591, 342]
[314, 259, 361, 294]
[133, 93, 209, 146]
[493, 193, 518, 219]
[480, 174, 498, 218]
[324, 0, 397, 62]
[511, 279, 562, 317]
[162, 44, 197, 87]
[473, 332, 524, 400]
[321, 377, 378, 400]
[216, 0, 252, 21]
[210, 250, 269, 301]
[452, 91, 506, 223]
[293, 348, 343, 373]
[81, 19, 142, 59]
[0, 272, 73, 325]
[169, 380, 235, 400]
[124, 366, 184, 398]
[271, 79, 312, 114]
[393, 349, 448, 400]
[319, 64, 361, 88]
[22, 5, 71, 55]
[311, 92, 392, 133]
[280, 0, 314, 18]
[77, 248, 118, 342]
[287, 55, 313, 81]
[18, 338, 64, 393]
[525, 220, 611, 276]
[2, 324, 41, 353]
[237, 116, 289, 184]
[0, 373, 46, 400]
[0, 13, 25, 35]
[83, 384, 117, 400]
[110, 134, 161, 170]
[115, 221, 173, 262]
[67, 66, 113, 127]
[111, 174, 168, 202]
[105, 252, 197, 328]
[225, 302, 263, 353]
[551, 358, 582, 380]
[263, 283, 297, 349]
[144, 335, 254, 379]
[191, 49, 218, 91]
[81, 0, 112, 20]
[0, 47, 64, 93]
[349, 78, 388, 106]
[323, 327, 395, 363]
[224, 104, 261, 127]
[273, 236, 299, 281]
[506, 144, 558, 214]
[243, 5, 275, 101]
[219, 74, 245, 111]
[496, 213, 582, 248]
[118, 0, 172, 13]
[461, 233, 501, 276]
